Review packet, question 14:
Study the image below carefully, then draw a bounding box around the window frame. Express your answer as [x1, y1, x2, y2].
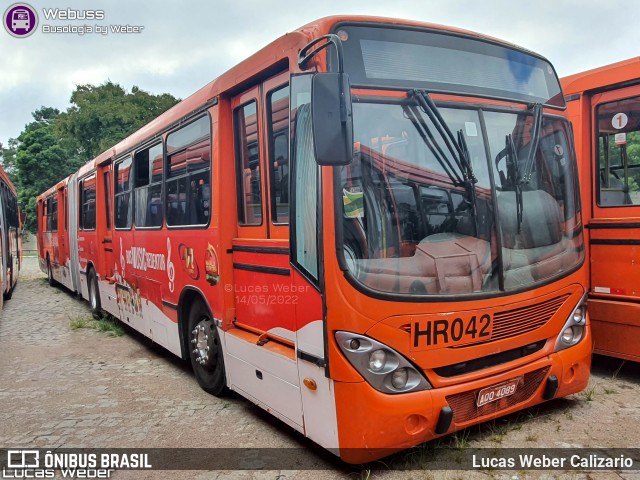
[133, 141, 164, 230]
[114, 155, 133, 230]
[79, 173, 97, 232]
[164, 113, 212, 229]
[266, 83, 290, 226]
[234, 99, 264, 227]
[595, 94, 640, 208]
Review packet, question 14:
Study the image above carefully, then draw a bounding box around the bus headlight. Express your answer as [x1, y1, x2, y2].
[391, 368, 409, 389]
[554, 293, 588, 352]
[368, 349, 387, 372]
[335, 331, 431, 394]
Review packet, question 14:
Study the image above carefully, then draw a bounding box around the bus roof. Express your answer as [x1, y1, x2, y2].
[88, 15, 549, 167]
[562, 57, 640, 95]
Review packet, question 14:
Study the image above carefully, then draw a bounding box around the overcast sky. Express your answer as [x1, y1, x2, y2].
[0, 0, 637, 147]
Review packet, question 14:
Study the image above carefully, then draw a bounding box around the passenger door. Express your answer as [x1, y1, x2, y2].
[588, 86, 640, 357]
[231, 73, 295, 339]
[589, 87, 640, 296]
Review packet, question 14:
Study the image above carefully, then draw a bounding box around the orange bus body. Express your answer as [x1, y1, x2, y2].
[0, 165, 22, 307]
[562, 57, 640, 362]
[37, 16, 591, 462]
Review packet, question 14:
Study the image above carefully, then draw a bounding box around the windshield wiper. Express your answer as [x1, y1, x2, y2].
[520, 103, 543, 184]
[494, 103, 543, 234]
[402, 104, 464, 186]
[505, 133, 524, 234]
[406, 89, 479, 234]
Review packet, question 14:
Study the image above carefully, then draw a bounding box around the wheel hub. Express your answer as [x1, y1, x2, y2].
[191, 320, 217, 368]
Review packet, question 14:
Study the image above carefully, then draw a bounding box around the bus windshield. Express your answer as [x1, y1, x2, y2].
[339, 99, 583, 297]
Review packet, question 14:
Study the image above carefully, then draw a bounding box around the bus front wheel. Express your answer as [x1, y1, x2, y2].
[187, 299, 226, 396]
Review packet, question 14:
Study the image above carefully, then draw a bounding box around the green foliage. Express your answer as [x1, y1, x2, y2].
[12, 82, 180, 232]
[15, 107, 80, 231]
[56, 81, 179, 161]
[0, 138, 18, 183]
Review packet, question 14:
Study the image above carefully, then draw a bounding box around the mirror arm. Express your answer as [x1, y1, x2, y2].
[298, 34, 345, 73]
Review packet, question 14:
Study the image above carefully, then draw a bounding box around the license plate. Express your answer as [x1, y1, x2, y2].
[476, 377, 522, 407]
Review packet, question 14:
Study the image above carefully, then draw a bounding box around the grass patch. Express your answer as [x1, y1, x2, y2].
[581, 384, 597, 402]
[69, 315, 93, 330]
[95, 317, 125, 337]
[68, 314, 124, 337]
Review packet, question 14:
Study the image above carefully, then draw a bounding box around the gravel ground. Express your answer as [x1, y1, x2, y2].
[1, 257, 640, 480]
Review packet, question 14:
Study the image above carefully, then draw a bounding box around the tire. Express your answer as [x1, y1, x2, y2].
[187, 299, 226, 396]
[3, 274, 12, 300]
[47, 257, 56, 287]
[88, 268, 102, 317]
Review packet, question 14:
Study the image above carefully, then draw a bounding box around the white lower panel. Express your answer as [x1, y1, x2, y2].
[54, 264, 74, 292]
[99, 280, 182, 359]
[224, 338, 303, 431]
[225, 332, 299, 386]
[297, 360, 339, 451]
[98, 281, 119, 318]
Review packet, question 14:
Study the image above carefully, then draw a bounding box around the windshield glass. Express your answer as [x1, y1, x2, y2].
[339, 100, 583, 297]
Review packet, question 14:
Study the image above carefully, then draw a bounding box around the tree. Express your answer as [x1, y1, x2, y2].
[15, 107, 81, 232]
[0, 138, 18, 183]
[13, 83, 180, 232]
[56, 81, 179, 162]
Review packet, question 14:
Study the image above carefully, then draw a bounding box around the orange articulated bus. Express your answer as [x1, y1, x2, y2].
[37, 16, 591, 462]
[562, 57, 640, 362]
[0, 165, 22, 306]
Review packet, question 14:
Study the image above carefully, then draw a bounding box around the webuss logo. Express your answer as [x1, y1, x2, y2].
[41, 8, 105, 20]
[3, 3, 38, 38]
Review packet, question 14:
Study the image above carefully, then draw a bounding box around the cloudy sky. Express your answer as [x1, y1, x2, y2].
[0, 0, 637, 147]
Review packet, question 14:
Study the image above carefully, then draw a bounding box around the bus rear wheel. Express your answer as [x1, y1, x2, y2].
[187, 299, 226, 396]
[88, 268, 102, 318]
[47, 257, 55, 287]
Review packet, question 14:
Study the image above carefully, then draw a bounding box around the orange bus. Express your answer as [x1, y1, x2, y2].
[37, 16, 591, 462]
[562, 57, 640, 362]
[0, 165, 22, 306]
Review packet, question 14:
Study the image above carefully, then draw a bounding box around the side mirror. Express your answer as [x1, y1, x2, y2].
[311, 72, 353, 166]
[19, 210, 27, 226]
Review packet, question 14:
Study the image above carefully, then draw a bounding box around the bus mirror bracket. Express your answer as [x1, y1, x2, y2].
[299, 34, 353, 166]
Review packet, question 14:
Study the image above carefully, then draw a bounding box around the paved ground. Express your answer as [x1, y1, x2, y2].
[1, 257, 640, 479]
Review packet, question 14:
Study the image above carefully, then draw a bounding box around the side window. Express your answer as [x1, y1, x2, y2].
[235, 101, 262, 225]
[103, 172, 111, 230]
[134, 143, 163, 228]
[290, 75, 318, 280]
[50, 197, 58, 232]
[41, 199, 47, 232]
[597, 96, 640, 206]
[267, 85, 290, 224]
[115, 157, 132, 229]
[165, 115, 211, 227]
[80, 175, 96, 230]
[45, 196, 57, 232]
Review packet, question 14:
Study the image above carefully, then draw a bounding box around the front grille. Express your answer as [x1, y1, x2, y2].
[445, 366, 550, 424]
[446, 294, 570, 349]
[491, 295, 569, 341]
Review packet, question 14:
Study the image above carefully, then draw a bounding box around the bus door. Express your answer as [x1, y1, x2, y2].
[588, 84, 640, 359]
[229, 74, 305, 429]
[57, 186, 72, 290]
[97, 161, 118, 314]
[67, 173, 81, 294]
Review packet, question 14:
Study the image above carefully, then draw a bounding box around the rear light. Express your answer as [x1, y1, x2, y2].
[335, 331, 431, 394]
